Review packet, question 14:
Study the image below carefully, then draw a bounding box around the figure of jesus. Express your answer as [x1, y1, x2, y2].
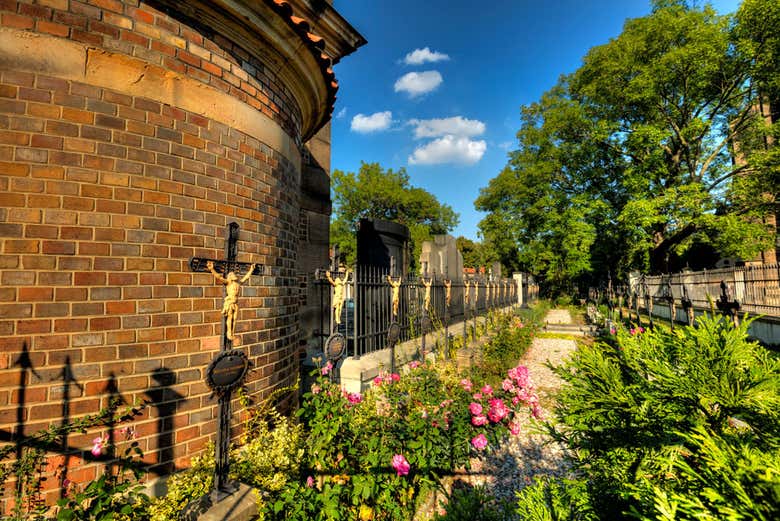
[326, 269, 351, 325]
[443, 279, 451, 308]
[207, 261, 256, 342]
[421, 276, 433, 312]
[386, 275, 402, 318]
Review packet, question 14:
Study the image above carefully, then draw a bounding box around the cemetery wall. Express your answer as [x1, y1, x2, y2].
[0, 0, 364, 509]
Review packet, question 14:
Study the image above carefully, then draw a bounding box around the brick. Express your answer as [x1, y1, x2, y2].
[18, 287, 54, 301]
[0, 223, 23, 237]
[71, 29, 103, 46]
[15, 147, 48, 163]
[0, 162, 29, 176]
[4, 239, 39, 253]
[1, 13, 34, 30]
[54, 318, 88, 332]
[18, 3, 52, 18]
[90, 287, 120, 300]
[42, 241, 76, 255]
[71, 302, 103, 316]
[0, 130, 29, 145]
[19, 87, 51, 103]
[53, 91, 86, 109]
[31, 165, 65, 179]
[62, 107, 93, 124]
[106, 301, 134, 314]
[31, 134, 63, 149]
[0, 192, 25, 206]
[35, 302, 69, 317]
[17, 320, 51, 334]
[89, 317, 120, 331]
[36, 20, 70, 37]
[46, 120, 79, 137]
[54, 288, 87, 301]
[74, 272, 105, 286]
[88, 20, 120, 39]
[0, 303, 32, 318]
[94, 114, 124, 130]
[62, 196, 95, 211]
[43, 210, 77, 225]
[77, 242, 109, 256]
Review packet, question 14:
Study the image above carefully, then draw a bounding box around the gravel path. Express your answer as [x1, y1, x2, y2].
[455, 310, 579, 507]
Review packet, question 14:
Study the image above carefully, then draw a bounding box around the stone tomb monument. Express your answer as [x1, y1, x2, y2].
[419, 235, 463, 281]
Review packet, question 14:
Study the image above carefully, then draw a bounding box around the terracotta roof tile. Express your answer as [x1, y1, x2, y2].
[264, 0, 339, 137]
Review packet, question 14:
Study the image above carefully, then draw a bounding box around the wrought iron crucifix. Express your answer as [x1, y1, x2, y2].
[314, 245, 350, 363]
[189, 222, 256, 503]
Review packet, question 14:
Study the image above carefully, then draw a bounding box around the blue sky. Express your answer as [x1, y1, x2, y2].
[329, 0, 743, 241]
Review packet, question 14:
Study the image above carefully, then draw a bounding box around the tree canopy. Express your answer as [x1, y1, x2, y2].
[477, 0, 778, 295]
[330, 162, 459, 266]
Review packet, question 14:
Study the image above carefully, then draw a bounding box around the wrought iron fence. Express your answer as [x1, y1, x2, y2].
[316, 265, 525, 358]
[590, 263, 780, 317]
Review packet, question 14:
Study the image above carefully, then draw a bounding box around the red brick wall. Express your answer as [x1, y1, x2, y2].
[0, 0, 303, 141]
[0, 0, 307, 508]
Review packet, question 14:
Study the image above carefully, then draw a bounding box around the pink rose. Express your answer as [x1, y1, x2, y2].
[502, 378, 515, 392]
[409, 361, 421, 369]
[460, 379, 473, 391]
[469, 402, 483, 415]
[509, 421, 521, 436]
[481, 384, 493, 396]
[391, 454, 410, 476]
[471, 414, 488, 426]
[347, 392, 362, 404]
[390, 373, 400, 382]
[473, 392, 483, 400]
[487, 398, 508, 423]
[306, 476, 315, 488]
[321, 361, 333, 375]
[471, 433, 488, 450]
[91, 434, 107, 457]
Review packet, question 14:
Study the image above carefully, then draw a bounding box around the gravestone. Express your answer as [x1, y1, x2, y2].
[419, 235, 464, 281]
[357, 219, 411, 273]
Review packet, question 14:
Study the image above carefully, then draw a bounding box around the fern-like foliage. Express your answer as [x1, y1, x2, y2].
[546, 314, 780, 519]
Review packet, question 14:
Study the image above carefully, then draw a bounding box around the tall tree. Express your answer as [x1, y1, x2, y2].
[330, 162, 459, 266]
[478, 1, 775, 295]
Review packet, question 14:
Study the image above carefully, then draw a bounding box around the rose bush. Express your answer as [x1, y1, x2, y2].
[270, 359, 539, 520]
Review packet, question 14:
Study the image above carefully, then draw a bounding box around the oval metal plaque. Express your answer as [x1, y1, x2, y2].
[325, 332, 346, 362]
[206, 349, 249, 393]
[421, 316, 432, 333]
[387, 322, 401, 347]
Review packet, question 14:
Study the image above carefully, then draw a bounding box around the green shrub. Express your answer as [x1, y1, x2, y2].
[545, 314, 780, 519]
[515, 477, 596, 521]
[433, 484, 512, 521]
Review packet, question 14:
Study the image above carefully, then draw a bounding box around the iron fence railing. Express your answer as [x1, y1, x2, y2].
[316, 266, 535, 358]
[590, 263, 780, 317]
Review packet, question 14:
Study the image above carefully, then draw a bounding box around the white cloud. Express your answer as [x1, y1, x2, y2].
[350, 111, 393, 133]
[403, 47, 450, 65]
[408, 116, 486, 139]
[394, 71, 442, 97]
[335, 107, 347, 119]
[408, 135, 487, 165]
[498, 141, 513, 151]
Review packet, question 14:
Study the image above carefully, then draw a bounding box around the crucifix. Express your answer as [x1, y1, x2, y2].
[190, 222, 257, 503]
[716, 280, 740, 326]
[315, 246, 351, 363]
[419, 263, 433, 359]
[681, 284, 695, 326]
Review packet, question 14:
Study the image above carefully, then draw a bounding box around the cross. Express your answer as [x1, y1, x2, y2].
[315, 245, 351, 333]
[189, 222, 258, 503]
[716, 280, 740, 326]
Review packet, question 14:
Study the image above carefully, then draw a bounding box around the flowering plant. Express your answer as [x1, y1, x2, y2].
[274, 357, 540, 520]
